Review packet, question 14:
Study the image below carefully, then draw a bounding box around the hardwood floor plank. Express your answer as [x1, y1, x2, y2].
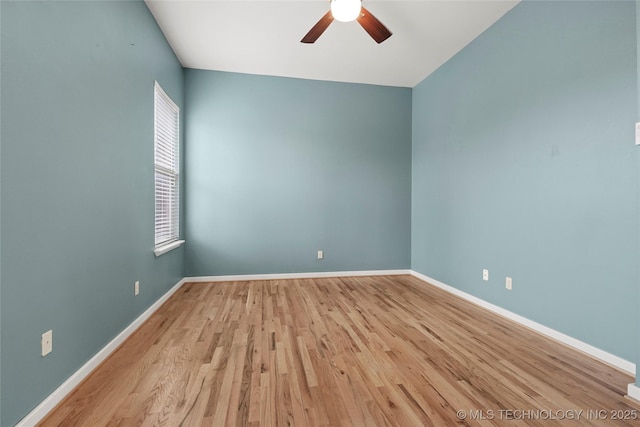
[40, 276, 640, 426]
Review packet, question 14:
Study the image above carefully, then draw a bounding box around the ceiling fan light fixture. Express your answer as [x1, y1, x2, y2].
[330, 0, 361, 23]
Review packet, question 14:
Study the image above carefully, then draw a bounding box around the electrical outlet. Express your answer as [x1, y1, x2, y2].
[506, 277, 512, 290]
[482, 269, 489, 281]
[42, 330, 52, 357]
[134, 281, 140, 296]
[317, 250, 323, 260]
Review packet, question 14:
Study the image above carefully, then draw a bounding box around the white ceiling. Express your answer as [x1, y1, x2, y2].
[145, 1, 519, 88]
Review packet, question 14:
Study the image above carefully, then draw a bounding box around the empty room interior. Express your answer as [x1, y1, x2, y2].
[3, 0, 640, 425]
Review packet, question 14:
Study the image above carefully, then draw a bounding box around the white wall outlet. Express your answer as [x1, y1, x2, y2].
[506, 277, 513, 290]
[134, 281, 140, 296]
[635, 122, 640, 145]
[482, 269, 489, 281]
[42, 330, 53, 357]
[317, 250, 324, 260]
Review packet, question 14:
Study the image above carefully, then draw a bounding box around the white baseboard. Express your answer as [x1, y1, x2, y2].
[627, 383, 640, 402]
[410, 270, 635, 375]
[184, 269, 411, 283]
[16, 278, 187, 427]
[16, 269, 636, 426]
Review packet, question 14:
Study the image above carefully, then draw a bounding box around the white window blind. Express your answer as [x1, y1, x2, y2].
[154, 82, 180, 248]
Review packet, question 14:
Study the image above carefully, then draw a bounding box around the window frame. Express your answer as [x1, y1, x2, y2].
[153, 81, 183, 256]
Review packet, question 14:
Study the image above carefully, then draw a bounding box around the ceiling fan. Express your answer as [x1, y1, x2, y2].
[301, 0, 392, 44]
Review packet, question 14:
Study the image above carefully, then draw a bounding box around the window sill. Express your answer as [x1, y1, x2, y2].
[154, 240, 185, 257]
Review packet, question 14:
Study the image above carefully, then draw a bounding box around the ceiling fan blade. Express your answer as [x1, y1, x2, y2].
[301, 10, 334, 43]
[357, 6, 392, 44]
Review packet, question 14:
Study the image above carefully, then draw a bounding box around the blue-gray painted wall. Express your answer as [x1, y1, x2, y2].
[184, 70, 412, 276]
[412, 0, 638, 361]
[637, 0, 640, 385]
[0, 1, 184, 425]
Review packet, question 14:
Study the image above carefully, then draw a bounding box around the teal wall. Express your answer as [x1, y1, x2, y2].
[412, 0, 638, 361]
[0, 1, 3, 422]
[184, 70, 412, 276]
[636, 0, 640, 382]
[0, 1, 184, 425]
[1, 2, 4, 423]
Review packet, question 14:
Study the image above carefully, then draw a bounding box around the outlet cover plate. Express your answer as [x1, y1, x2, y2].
[42, 330, 52, 357]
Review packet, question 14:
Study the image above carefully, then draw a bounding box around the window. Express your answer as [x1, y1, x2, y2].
[154, 82, 181, 254]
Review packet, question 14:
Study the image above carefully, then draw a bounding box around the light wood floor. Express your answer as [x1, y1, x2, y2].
[41, 275, 639, 426]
